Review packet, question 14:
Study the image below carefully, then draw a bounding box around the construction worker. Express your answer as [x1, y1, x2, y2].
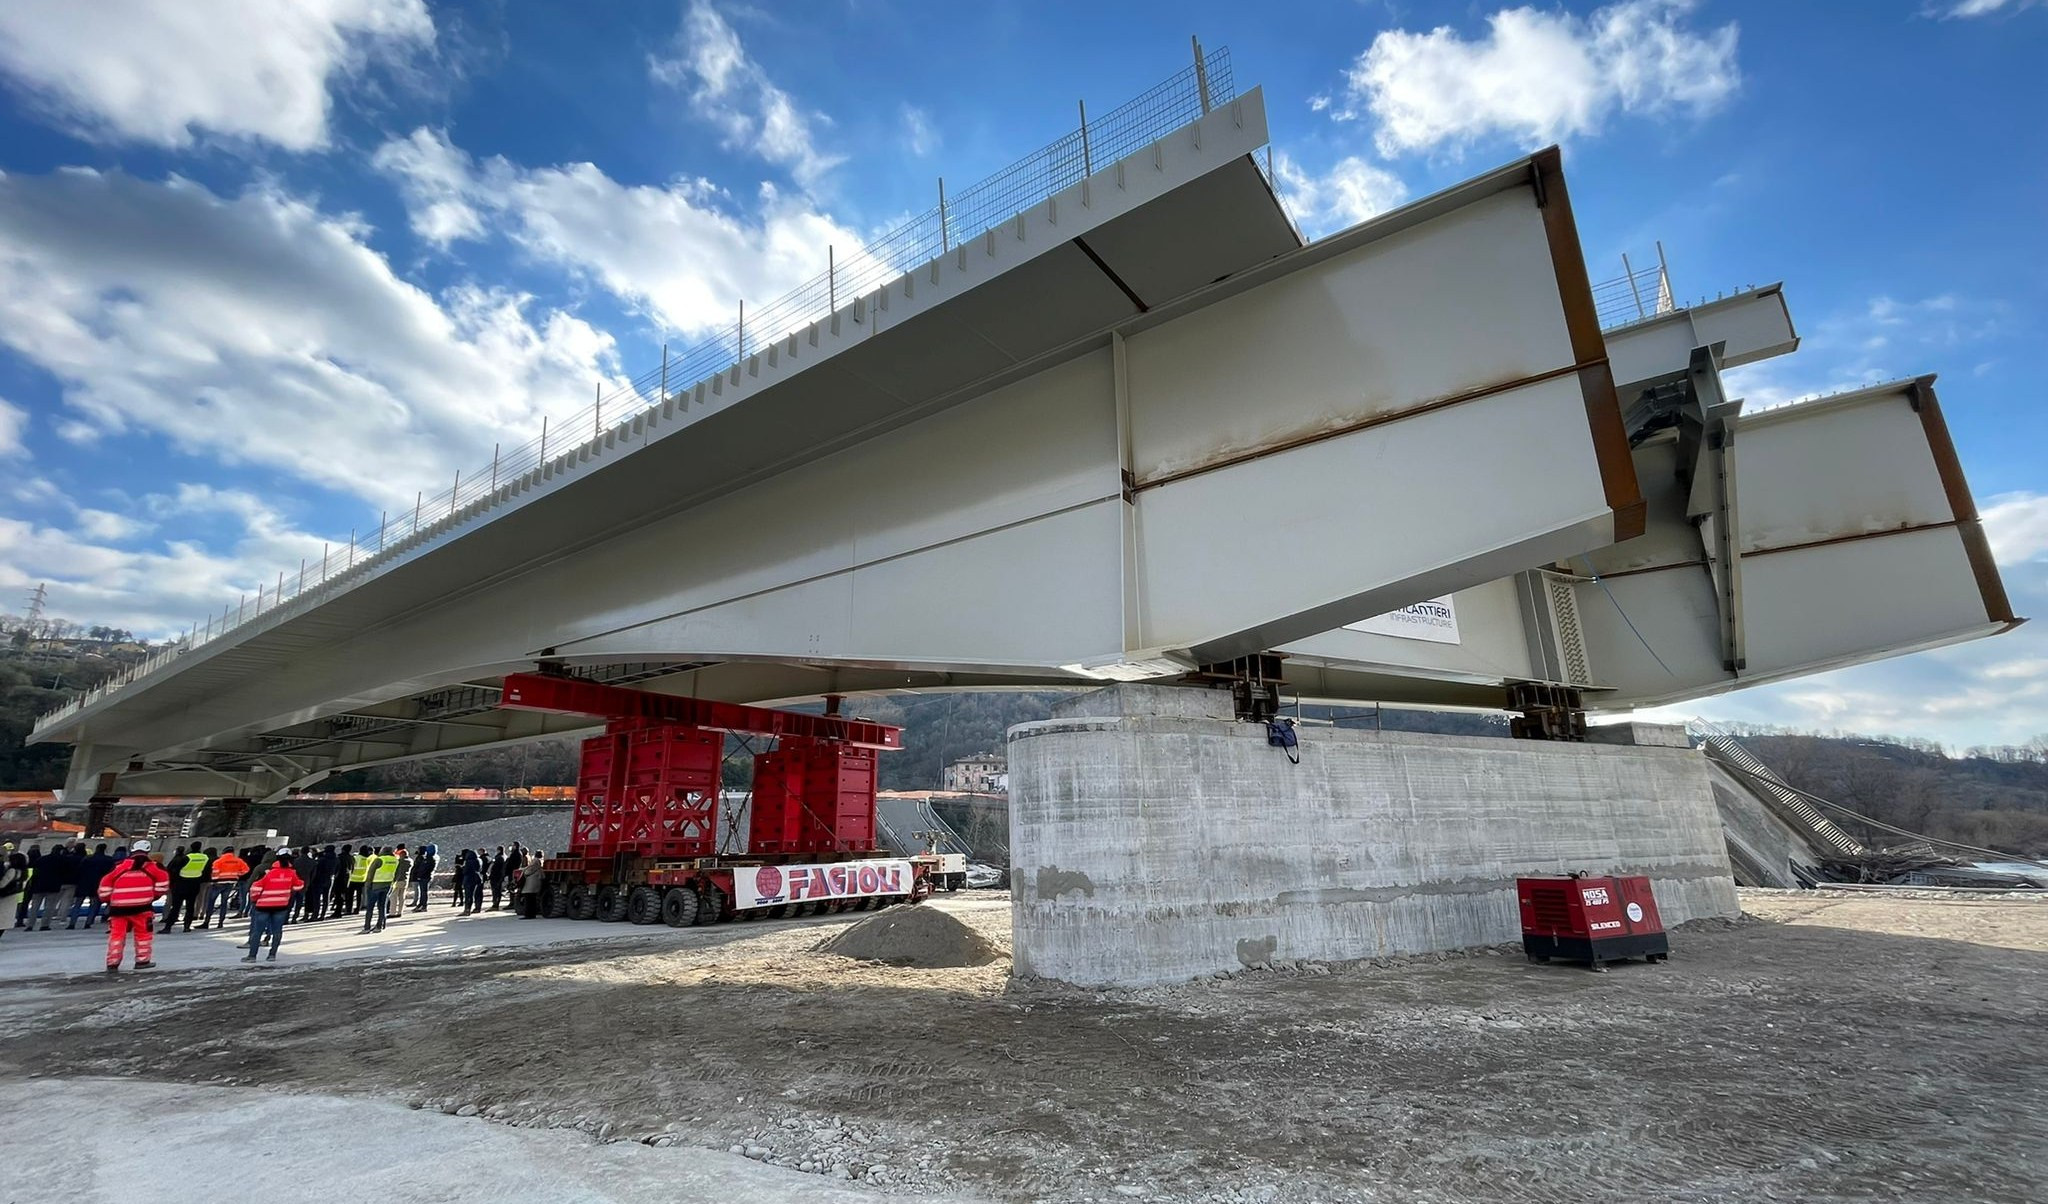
[388, 846, 410, 921]
[361, 848, 399, 933]
[99, 840, 170, 973]
[161, 840, 210, 932]
[199, 846, 249, 929]
[70, 843, 114, 929]
[0, 851, 26, 938]
[344, 843, 372, 916]
[330, 845, 355, 916]
[408, 843, 437, 911]
[244, 852, 304, 962]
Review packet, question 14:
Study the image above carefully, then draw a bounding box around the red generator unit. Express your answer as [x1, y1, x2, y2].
[1517, 873, 1668, 970]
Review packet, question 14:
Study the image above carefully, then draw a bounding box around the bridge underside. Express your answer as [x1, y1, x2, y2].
[34, 93, 2019, 803]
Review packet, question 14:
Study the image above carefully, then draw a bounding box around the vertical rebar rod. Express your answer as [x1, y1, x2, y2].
[414, 491, 422, 534]
[828, 246, 836, 312]
[595, 382, 602, 438]
[1193, 36, 1211, 113]
[738, 299, 745, 363]
[661, 343, 668, 401]
[450, 471, 460, 517]
[378, 510, 387, 553]
[347, 529, 355, 569]
[938, 178, 948, 252]
[1622, 252, 1647, 318]
[490, 444, 499, 492]
[1655, 240, 1672, 313]
[539, 416, 548, 465]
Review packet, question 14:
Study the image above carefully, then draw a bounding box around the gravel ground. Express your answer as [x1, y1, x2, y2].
[332, 808, 571, 854]
[7, 889, 2045, 1203]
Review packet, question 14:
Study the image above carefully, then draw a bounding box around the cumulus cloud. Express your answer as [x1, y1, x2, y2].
[372, 126, 484, 245]
[0, 397, 25, 456]
[0, 485, 341, 638]
[1937, 0, 2043, 15]
[1271, 151, 1409, 239]
[1342, 0, 1740, 157]
[0, 0, 433, 150]
[1984, 492, 2048, 566]
[0, 167, 624, 512]
[649, 1, 842, 187]
[375, 127, 881, 338]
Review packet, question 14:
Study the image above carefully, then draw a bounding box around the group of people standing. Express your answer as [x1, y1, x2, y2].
[0, 835, 549, 973]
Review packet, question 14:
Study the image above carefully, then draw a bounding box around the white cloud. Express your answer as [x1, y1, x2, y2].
[1271, 151, 1409, 239]
[74, 509, 151, 543]
[0, 485, 340, 638]
[0, 397, 25, 456]
[902, 104, 938, 158]
[0, 0, 432, 151]
[372, 126, 484, 245]
[1938, 0, 2043, 16]
[1344, 0, 1740, 157]
[649, 1, 842, 187]
[1630, 564, 2048, 751]
[376, 127, 882, 338]
[0, 167, 624, 512]
[1984, 492, 2048, 566]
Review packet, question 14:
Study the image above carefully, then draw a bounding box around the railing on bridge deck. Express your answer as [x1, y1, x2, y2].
[35, 48, 1241, 733]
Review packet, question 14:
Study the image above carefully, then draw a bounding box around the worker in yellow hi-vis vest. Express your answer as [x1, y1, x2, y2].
[361, 848, 400, 934]
[344, 844, 372, 916]
[160, 841, 210, 934]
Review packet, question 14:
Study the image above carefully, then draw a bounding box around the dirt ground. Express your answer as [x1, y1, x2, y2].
[4, 889, 2045, 1203]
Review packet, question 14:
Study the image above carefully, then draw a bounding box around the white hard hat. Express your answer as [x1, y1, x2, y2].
[132, 839, 153, 853]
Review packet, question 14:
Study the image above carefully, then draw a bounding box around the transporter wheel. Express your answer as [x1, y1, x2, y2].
[626, 886, 662, 925]
[660, 887, 699, 928]
[542, 881, 570, 919]
[911, 875, 935, 904]
[565, 883, 598, 921]
[945, 874, 962, 892]
[595, 884, 631, 923]
[692, 884, 727, 926]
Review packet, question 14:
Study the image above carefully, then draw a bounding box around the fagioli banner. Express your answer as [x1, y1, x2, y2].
[731, 859, 914, 910]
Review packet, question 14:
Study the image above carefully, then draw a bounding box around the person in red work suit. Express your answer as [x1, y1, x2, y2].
[98, 839, 170, 974]
[243, 853, 304, 964]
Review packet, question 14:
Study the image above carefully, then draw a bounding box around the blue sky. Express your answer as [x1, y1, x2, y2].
[0, 0, 2041, 748]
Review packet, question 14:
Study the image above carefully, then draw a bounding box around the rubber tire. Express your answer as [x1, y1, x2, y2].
[627, 886, 662, 925]
[595, 884, 631, 923]
[692, 884, 726, 926]
[945, 875, 962, 892]
[660, 887, 699, 928]
[543, 881, 570, 919]
[565, 882, 598, 921]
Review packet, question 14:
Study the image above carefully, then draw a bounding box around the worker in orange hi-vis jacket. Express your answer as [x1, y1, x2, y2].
[243, 853, 305, 964]
[98, 840, 170, 974]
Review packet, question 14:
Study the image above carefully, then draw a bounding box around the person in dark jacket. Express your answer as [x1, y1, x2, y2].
[329, 845, 355, 917]
[408, 844, 436, 912]
[11, 844, 34, 928]
[24, 843, 75, 930]
[487, 848, 508, 910]
[304, 845, 336, 921]
[0, 851, 28, 937]
[70, 843, 115, 929]
[455, 849, 484, 916]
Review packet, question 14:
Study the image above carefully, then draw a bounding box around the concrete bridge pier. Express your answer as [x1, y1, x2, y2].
[1006, 684, 1739, 987]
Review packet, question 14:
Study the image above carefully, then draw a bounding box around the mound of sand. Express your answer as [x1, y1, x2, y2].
[815, 905, 1004, 969]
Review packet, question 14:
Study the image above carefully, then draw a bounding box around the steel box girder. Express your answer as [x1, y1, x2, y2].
[498, 673, 902, 750]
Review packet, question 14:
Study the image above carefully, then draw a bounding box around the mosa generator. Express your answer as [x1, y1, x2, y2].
[1517, 873, 1669, 971]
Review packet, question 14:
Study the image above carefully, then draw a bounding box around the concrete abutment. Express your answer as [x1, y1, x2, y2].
[1007, 684, 1738, 987]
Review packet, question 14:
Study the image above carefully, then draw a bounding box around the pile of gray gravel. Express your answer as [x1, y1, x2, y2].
[815, 904, 1003, 968]
[331, 808, 572, 856]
